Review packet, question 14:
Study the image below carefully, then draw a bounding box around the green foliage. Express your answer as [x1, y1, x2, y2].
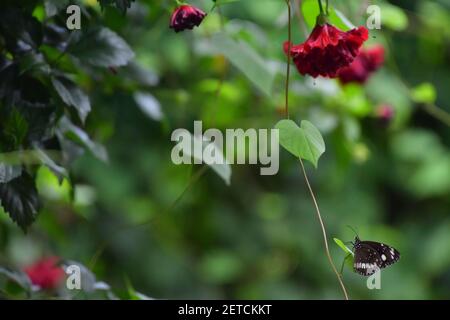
[411, 83, 437, 104]
[0, 0, 449, 301]
[69, 27, 134, 68]
[275, 119, 325, 168]
[0, 173, 41, 231]
[97, 0, 135, 14]
[301, 0, 352, 30]
[378, 3, 409, 31]
[210, 33, 275, 96]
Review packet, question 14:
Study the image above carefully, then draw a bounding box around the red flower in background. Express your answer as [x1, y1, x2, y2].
[170, 4, 206, 33]
[284, 23, 368, 78]
[24, 257, 65, 290]
[375, 104, 394, 124]
[337, 45, 385, 84]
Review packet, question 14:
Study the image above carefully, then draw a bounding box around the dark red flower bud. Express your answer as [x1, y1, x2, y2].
[170, 4, 207, 33]
[375, 104, 394, 124]
[284, 23, 368, 78]
[24, 257, 65, 290]
[337, 45, 385, 84]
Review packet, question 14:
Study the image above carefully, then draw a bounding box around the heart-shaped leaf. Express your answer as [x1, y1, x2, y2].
[275, 119, 325, 168]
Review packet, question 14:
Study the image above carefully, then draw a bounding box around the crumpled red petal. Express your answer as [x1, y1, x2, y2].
[285, 23, 369, 78]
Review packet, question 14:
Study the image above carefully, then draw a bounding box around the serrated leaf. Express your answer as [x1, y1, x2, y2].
[0, 164, 22, 183]
[209, 33, 274, 96]
[0, 173, 41, 231]
[69, 28, 134, 68]
[98, 0, 135, 14]
[52, 75, 91, 123]
[275, 119, 325, 168]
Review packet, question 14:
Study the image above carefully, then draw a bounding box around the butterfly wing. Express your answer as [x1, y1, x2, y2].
[362, 241, 400, 268]
[353, 243, 383, 276]
[354, 241, 400, 276]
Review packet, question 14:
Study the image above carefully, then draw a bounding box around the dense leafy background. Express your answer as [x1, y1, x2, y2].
[1, 0, 450, 299]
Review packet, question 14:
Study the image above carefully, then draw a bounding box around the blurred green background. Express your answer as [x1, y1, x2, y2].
[1, 0, 450, 299]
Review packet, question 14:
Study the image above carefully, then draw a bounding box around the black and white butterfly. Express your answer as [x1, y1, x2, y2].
[352, 236, 400, 276]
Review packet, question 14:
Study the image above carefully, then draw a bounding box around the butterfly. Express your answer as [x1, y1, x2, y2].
[352, 236, 400, 276]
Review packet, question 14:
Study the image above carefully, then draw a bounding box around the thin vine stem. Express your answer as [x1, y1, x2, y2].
[422, 104, 450, 127]
[284, 0, 349, 300]
[317, 0, 324, 14]
[285, 0, 292, 119]
[299, 159, 349, 300]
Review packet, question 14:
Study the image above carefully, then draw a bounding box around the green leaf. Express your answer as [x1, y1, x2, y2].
[210, 33, 275, 96]
[52, 75, 91, 123]
[0, 164, 22, 183]
[333, 238, 354, 256]
[275, 119, 326, 168]
[379, 3, 408, 31]
[172, 131, 232, 186]
[334, 238, 355, 275]
[58, 117, 108, 162]
[3, 109, 29, 149]
[213, 0, 241, 7]
[0, 267, 32, 294]
[44, 0, 70, 18]
[69, 28, 135, 68]
[98, 0, 135, 14]
[133, 92, 163, 121]
[411, 83, 437, 104]
[0, 172, 41, 231]
[125, 277, 153, 300]
[33, 147, 68, 182]
[301, 0, 352, 31]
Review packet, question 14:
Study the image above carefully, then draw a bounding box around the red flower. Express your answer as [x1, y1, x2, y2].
[24, 257, 65, 290]
[375, 104, 394, 124]
[170, 4, 206, 33]
[284, 23, 368, 78]
[337, 45, 385, 84]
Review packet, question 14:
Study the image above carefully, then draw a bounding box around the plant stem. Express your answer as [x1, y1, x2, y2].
[326, 0, 329, 14]
[299, 158, 349, 300]
[423, 104, 450, 127]
[317, 0, 324, 14]
[284, 0, 348, 300]
[285, 0, 292, 119]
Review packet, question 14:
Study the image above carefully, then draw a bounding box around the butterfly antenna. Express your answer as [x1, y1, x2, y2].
[346, 225, 359, 238]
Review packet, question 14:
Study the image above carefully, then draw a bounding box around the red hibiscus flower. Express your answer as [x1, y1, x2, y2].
[337, 45, 385, 84]
[170, 4, 207, 33]
[24, 257, 65, 290]
[284, 23, 368, 78]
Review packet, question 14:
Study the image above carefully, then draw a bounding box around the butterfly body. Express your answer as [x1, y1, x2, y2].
[353, 236, 400, 276]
